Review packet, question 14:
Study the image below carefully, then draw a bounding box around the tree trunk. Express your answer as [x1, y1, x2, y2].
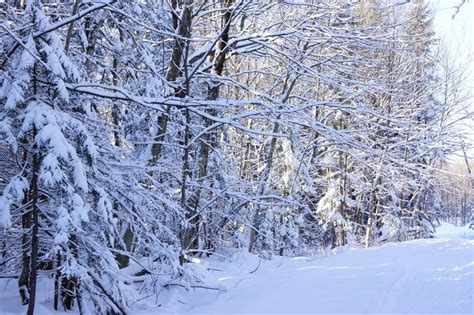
[18, 211, 31, 305]
[365, 175, 381, 248]
[179, 109, 192, 265]
[53, 253, 60, 310]
[116, 226, 134, 268]
[149, 3, 192, 167]
[18, 141, 30, 305]
[61, 234, 80, 310]
[26, 147, 41, 315]
[248, 121, 280, 253]
[64, 0, 80, 54]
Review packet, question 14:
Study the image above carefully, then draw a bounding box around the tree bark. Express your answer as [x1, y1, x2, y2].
[149, 3, 192, 166]
[26, 144, 41, 315]
[18, 210, 31, 305]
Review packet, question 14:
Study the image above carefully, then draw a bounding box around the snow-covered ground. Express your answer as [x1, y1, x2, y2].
[143, 223, 474, 314]
[435, 222, 474, 240]
[1, 223, 473, 314]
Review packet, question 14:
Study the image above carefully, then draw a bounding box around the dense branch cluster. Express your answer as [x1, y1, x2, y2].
[0, 0, 471, 313]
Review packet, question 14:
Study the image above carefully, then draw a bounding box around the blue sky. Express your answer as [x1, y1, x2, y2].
[430, 0, 474, 157]
[431, 0, 473, 68]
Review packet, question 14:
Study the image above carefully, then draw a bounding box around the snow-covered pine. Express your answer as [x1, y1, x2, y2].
[0, 1, 180, 313]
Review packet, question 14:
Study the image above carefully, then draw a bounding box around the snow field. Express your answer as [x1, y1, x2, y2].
[1, 223, 472, 314]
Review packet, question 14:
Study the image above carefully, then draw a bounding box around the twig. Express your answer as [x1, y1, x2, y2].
[249, 258, 261, 274]
[163, 282, 226, 292]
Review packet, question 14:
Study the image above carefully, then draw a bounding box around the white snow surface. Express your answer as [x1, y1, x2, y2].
[434, 222, 474, 240]
[1, 223, 473, 314]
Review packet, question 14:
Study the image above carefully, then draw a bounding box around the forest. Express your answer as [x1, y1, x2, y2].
[0, 0, 472, 314]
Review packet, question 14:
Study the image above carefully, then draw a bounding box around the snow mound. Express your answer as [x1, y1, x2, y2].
[435, 222, 474, 240]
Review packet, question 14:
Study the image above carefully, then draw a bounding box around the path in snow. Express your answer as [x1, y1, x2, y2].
[156, 223, 474, 314]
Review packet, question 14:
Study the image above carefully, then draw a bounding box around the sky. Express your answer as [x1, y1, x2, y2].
[430, 0, 474, 159]
[430, 0, 473, 73]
